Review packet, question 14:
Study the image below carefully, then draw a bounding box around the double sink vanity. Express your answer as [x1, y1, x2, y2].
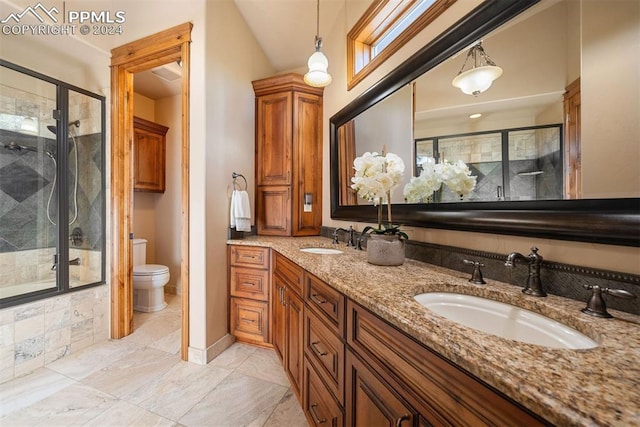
[228, 236, 639, 426]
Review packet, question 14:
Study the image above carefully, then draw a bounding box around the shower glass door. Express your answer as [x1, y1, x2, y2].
[0, 60, 105, 307]
[67, 90, 105, 289]
[0, 66, 59, 299]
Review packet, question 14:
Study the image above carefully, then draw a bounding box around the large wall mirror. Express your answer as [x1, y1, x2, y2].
[330, 0, 639, 247]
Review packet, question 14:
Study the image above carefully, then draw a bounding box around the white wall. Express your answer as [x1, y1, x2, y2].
[202, 0, 275, 353]
[156, 95, 183, 295]
[581, 0, 640, 198]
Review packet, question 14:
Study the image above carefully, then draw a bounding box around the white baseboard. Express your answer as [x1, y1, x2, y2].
[188, 333, 235, 365]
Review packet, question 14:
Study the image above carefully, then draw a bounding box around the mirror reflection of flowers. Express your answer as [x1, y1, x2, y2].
[351, 148, 408, 238]
[403, 157, 477, 203]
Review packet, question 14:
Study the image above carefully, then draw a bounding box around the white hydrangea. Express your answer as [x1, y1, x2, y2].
[351, 151, 405, 203]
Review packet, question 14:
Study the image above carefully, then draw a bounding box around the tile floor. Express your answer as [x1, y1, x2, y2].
[0, 294, 308, 426]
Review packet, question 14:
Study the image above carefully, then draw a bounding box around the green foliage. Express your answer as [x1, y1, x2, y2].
[362, 224, 408, 240]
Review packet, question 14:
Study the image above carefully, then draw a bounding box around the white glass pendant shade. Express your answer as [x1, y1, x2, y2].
[452, 65, 503, 96]
[304, 50, 332, 87]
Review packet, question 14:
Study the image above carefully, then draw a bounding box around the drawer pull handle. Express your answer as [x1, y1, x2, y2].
[396, 414, 411, 427]
[310, 403, 326, 424]
[311, 341, 328, 356]
[310, 293, 327, 305]
[241, 318, 255, 323]
[242, 282, 256, 287]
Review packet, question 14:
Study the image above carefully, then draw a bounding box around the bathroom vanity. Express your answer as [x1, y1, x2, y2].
[227, 237, 640, 426]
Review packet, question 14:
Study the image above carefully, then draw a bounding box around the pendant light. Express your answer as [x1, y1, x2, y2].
[304, 0, 332, 87]
[452, 41, 502, 96]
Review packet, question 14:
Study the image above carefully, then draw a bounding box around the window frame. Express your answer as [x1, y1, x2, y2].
[347, 0, 457, 90]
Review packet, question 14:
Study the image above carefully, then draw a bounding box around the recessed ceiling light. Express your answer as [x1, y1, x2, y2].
[469, 113, 482, 119]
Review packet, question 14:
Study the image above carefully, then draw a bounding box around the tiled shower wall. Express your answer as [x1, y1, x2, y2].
[418, 126, 562, 202]
[0, 249, 102, 291]
[0, 284, 110, 384]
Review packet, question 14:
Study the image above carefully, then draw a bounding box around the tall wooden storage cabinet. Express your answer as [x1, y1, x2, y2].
[252, 73, 323, 236]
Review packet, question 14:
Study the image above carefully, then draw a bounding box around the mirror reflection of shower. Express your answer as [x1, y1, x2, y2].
[2, 119, 80, 226]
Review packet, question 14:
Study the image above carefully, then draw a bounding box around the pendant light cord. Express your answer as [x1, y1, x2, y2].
[316, 0, 320, 37]
[315, 0, 322, 51]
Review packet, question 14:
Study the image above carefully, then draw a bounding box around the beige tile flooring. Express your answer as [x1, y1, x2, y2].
[0, 294, 307, 426]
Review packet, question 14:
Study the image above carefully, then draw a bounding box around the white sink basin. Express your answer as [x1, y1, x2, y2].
[414, 292, 597, 350]
[299, 247, 344, 255]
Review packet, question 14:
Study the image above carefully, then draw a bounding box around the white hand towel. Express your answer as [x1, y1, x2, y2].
[232, 190, 252, 232]
[230, 190, 237, 229]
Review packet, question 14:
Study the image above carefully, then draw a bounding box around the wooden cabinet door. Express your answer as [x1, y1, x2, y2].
[256, 92, 292, 186]
[346, 350, 416, 427]
[257, 186, 291, 236]
[291, 91, 322, 236]
[133, 116, 168, 193]
[272, 275, 286, 361]
[286, 290, 304, 400]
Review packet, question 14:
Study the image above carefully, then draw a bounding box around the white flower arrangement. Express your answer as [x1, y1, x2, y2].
[403, 157, 477, 203]
[351, 149, 407, 238]
[351, 151, 405, 203]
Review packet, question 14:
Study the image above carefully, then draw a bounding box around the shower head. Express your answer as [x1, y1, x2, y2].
[47, 120, 81, 135]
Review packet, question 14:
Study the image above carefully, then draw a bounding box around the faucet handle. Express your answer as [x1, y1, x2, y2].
[581, 285, 636, 318]
[462, 259, 486, 285]
[346, 226, 356, 247]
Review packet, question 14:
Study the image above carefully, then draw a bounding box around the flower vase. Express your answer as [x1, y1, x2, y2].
[366, 234, 405, 266]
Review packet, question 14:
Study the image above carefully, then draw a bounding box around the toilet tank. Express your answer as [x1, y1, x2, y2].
[133, 238, 147, 267]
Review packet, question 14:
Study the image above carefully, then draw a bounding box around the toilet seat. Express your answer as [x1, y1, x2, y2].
[134, 264, 169, 276]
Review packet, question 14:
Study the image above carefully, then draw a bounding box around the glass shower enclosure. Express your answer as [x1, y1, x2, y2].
[0, 60, 105, 308]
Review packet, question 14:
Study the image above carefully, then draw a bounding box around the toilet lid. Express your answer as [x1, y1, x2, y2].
[134, 264, 169, 276]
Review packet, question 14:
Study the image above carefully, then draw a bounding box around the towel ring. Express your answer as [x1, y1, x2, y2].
[232, 172, 247, 191]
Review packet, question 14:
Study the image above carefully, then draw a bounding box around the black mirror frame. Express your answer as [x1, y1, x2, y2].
[330, 0, 640, 248]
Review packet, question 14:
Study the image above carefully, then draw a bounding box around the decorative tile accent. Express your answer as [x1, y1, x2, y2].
[0, 161, 49, 202]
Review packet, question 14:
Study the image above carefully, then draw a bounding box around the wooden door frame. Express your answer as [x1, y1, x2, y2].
[110, 22, 192, 360]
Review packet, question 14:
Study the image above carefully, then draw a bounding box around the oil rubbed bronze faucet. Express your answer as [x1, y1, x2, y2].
[333, 226, 356, 247]
[505, 247, 547, 297]
[581, 285, 636, 318]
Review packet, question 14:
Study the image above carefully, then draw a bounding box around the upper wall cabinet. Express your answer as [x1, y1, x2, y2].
[253, 73, 323, 236]
[133, 116, 169, 193]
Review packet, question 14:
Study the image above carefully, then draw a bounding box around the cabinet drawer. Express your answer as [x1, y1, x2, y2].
[230, 267, 269, 301]
[229, 245, 270, 269]
[274, 252, 303, 296]
[304, 272, 345, 337]
[347, 301, 546, 426]
[304, 307, 345, 405]
[230, 298, 269, 345]
[304, 356, 344, 427]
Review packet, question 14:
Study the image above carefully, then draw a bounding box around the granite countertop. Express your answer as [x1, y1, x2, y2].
[228, 236, 640, 426]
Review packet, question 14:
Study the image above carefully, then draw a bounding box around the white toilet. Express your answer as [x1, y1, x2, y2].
[133, 238, 170, 312]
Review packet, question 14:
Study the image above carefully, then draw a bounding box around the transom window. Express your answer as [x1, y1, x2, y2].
[347, 0, 456, 90]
